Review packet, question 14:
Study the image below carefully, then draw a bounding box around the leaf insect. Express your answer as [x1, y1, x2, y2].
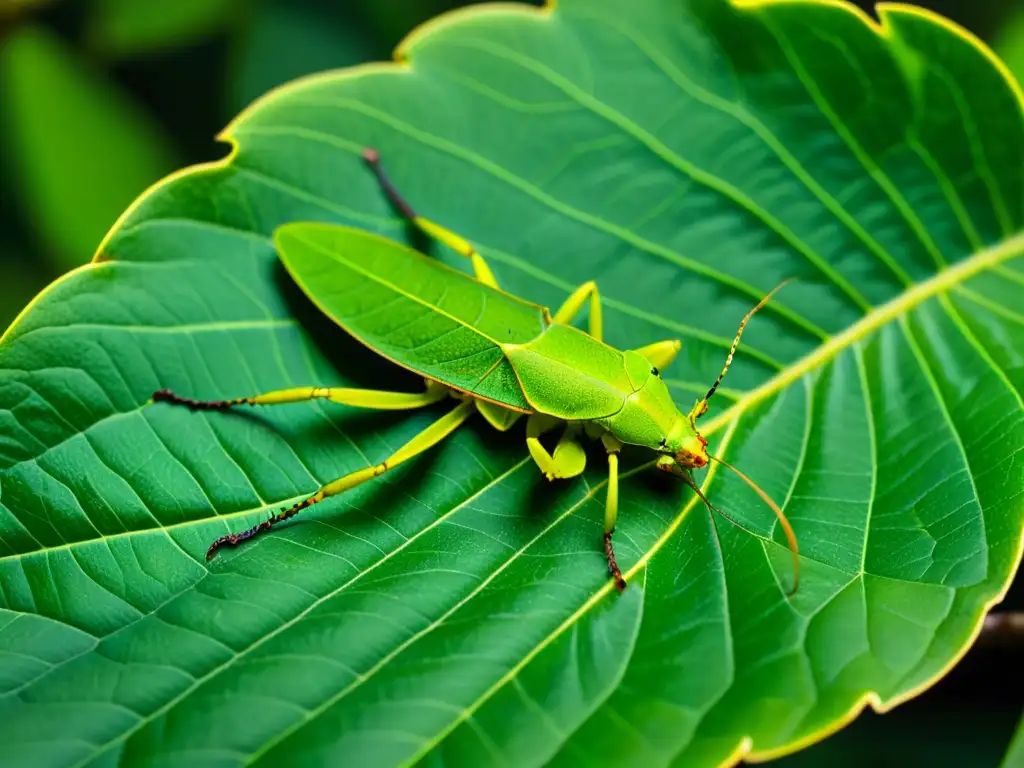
[153, 149, 800, 595]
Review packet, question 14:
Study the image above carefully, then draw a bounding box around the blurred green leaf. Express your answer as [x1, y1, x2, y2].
[0, 1, 1023, 766]
[1004, 711, 1024, 768]
[87, 0, 239, 57]
[992, 7, 1024, 84]
[0, 250, 48, 333]
[779, 706, 1016, 768]
[227, 2, 377, 116]
[0, 24, 176, 271]
[358, 0, 450, 47]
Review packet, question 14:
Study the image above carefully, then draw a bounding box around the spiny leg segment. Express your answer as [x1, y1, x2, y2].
[153, 380, 448, 411]
[600, 433, 626, 592]
[152, 380, 465, 559]
[363, 147, 500, 288]
[205, 399, 476, 559]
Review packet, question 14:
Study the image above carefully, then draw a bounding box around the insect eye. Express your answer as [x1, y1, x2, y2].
[651, 367, 659, 376]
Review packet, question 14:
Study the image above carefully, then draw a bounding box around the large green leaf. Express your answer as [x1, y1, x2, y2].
[1, 0, 1022, 765]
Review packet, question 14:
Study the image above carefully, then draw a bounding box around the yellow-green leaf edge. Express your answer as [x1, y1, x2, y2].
[3, 1, 1022, 764]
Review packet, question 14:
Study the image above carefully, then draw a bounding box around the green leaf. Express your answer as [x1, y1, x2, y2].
[87, 0, 239, 57]
[1, 1, 1022, 765]
[0, 25, 177, 272]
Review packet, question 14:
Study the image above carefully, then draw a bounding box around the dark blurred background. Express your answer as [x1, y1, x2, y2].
[0, 0, 1021, 764]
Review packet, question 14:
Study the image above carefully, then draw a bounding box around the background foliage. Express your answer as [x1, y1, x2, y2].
[0, 0, 1021, 764]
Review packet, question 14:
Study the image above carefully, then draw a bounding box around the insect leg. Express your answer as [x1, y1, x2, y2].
[206, 399, 476, 559]
[152, 380, 449, 411]
[600, 433, 626, 591]
[475, 399, 524, 432]
[552, 281, 602, 341]
[526, 413, 587, 480]
[631, 339, 682, 371]
[362, 148, 500, 288]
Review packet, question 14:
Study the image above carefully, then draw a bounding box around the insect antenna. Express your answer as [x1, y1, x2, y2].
[708, 454, 800, 596]
[689, 279, 791, 423]
[678, 471, 724, 518]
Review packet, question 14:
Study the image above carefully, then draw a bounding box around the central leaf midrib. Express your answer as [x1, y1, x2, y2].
[2, 235, 1018, 562]
[703, 231, 1024, 436]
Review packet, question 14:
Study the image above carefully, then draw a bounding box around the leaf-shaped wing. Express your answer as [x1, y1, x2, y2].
[277, 222, 545, 410]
